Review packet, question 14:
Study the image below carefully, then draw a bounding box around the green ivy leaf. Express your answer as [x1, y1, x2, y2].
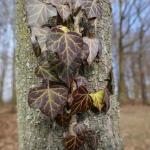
[28, 84, 68, 119]
[26, 0, 57, 26]
[70, 86, 92, 114]
[46, 26, 84, 66]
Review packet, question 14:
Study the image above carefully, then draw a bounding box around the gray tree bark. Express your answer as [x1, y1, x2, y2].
[15, 0, 123, 149]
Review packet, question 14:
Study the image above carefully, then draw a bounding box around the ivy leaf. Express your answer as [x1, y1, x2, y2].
[85, 130, 98, 150]
[26, 0, 57, 26]
[55, 113, 71, 127]
[58, 59, 81, 87]
[82, 0, 102, 19]
[57, 4, 72, 21]
[46, 26, 84, 66]
[44, 0, 69, 7]
[71, 86, 93, 114]
[73, 123, 87, 136]
[35, 60, 60, 82]
[64, 135, 84, 150]
[35, 58, 81, 87]
[75, 76, 89, 88]
[69, 0, 85, 10]
[83, 37, 102, 65]
[90, 89, 105, 111]
[28, 84, 68, 119]
[31, 27, 50, 52]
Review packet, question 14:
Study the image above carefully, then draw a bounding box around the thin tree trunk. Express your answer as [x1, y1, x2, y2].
[15, 0, 123, 149]
[138, 26, 148, 104]
[118, 0, 128, 104]
[0, 50, 8, 103]
[11, 49, 17, 111]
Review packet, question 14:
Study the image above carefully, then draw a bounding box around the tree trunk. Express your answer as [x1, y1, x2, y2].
[118, 53, 129, 104]
[0, 50, 8, 103]
[118, 0, 128, 104]
[11, 49, 17, 111]
[138, 27, 149, 105]
[15, 0, 123, 149]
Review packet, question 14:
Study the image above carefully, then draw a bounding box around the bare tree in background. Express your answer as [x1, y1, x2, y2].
[0, 50, 8, 102]
[113, 0, 150, 104]
[0, 0, 9, 103]
[0, 0, 15, 103]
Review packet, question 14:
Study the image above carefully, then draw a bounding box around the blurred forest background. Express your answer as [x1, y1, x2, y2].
[0, 0, 150, 150]
[0, 0, 150, 104]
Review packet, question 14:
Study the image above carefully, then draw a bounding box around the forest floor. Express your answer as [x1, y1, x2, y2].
[0, 104, 150, 150]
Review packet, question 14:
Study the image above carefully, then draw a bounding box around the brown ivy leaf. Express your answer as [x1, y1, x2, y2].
[55, 113, 71, 127]
[58, 59, 81, 87]
[35, 58, 81, 87]
[64, 135, 84, 150]
[28, 84, 68, 119]
[85, 130, 98, 150]
[35, 60, 60, 82]
[73, 123, 87, 136]
[26, 0, 57, 26]
[57, 4, 72, 21]
[83, 37, 102, 65]
[46, 26, 83, 66]
[101, 88, 110, 113]
[82, 0, 102, 19]
[71, 86, 93, 114]
[31, 27, 50, 52]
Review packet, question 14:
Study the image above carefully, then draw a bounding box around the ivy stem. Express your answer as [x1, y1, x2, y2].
[69, 114, 77, 136]
[74, 10, 83, 34]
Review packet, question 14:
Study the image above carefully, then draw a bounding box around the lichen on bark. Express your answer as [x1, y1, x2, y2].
[15, 0, 123, 150]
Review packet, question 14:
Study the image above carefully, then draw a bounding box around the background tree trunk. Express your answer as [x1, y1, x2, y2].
[0, 50, 8, 103]
[15, 0, 123, 149]
[118, 0, 129, 104]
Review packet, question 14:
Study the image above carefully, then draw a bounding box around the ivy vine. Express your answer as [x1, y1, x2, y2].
[26, 0, 112, 149]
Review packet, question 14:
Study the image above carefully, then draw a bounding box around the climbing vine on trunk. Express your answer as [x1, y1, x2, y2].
[25, 0, 112, 149]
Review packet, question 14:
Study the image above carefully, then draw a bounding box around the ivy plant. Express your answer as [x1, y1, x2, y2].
[26, 0, 111, 149]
